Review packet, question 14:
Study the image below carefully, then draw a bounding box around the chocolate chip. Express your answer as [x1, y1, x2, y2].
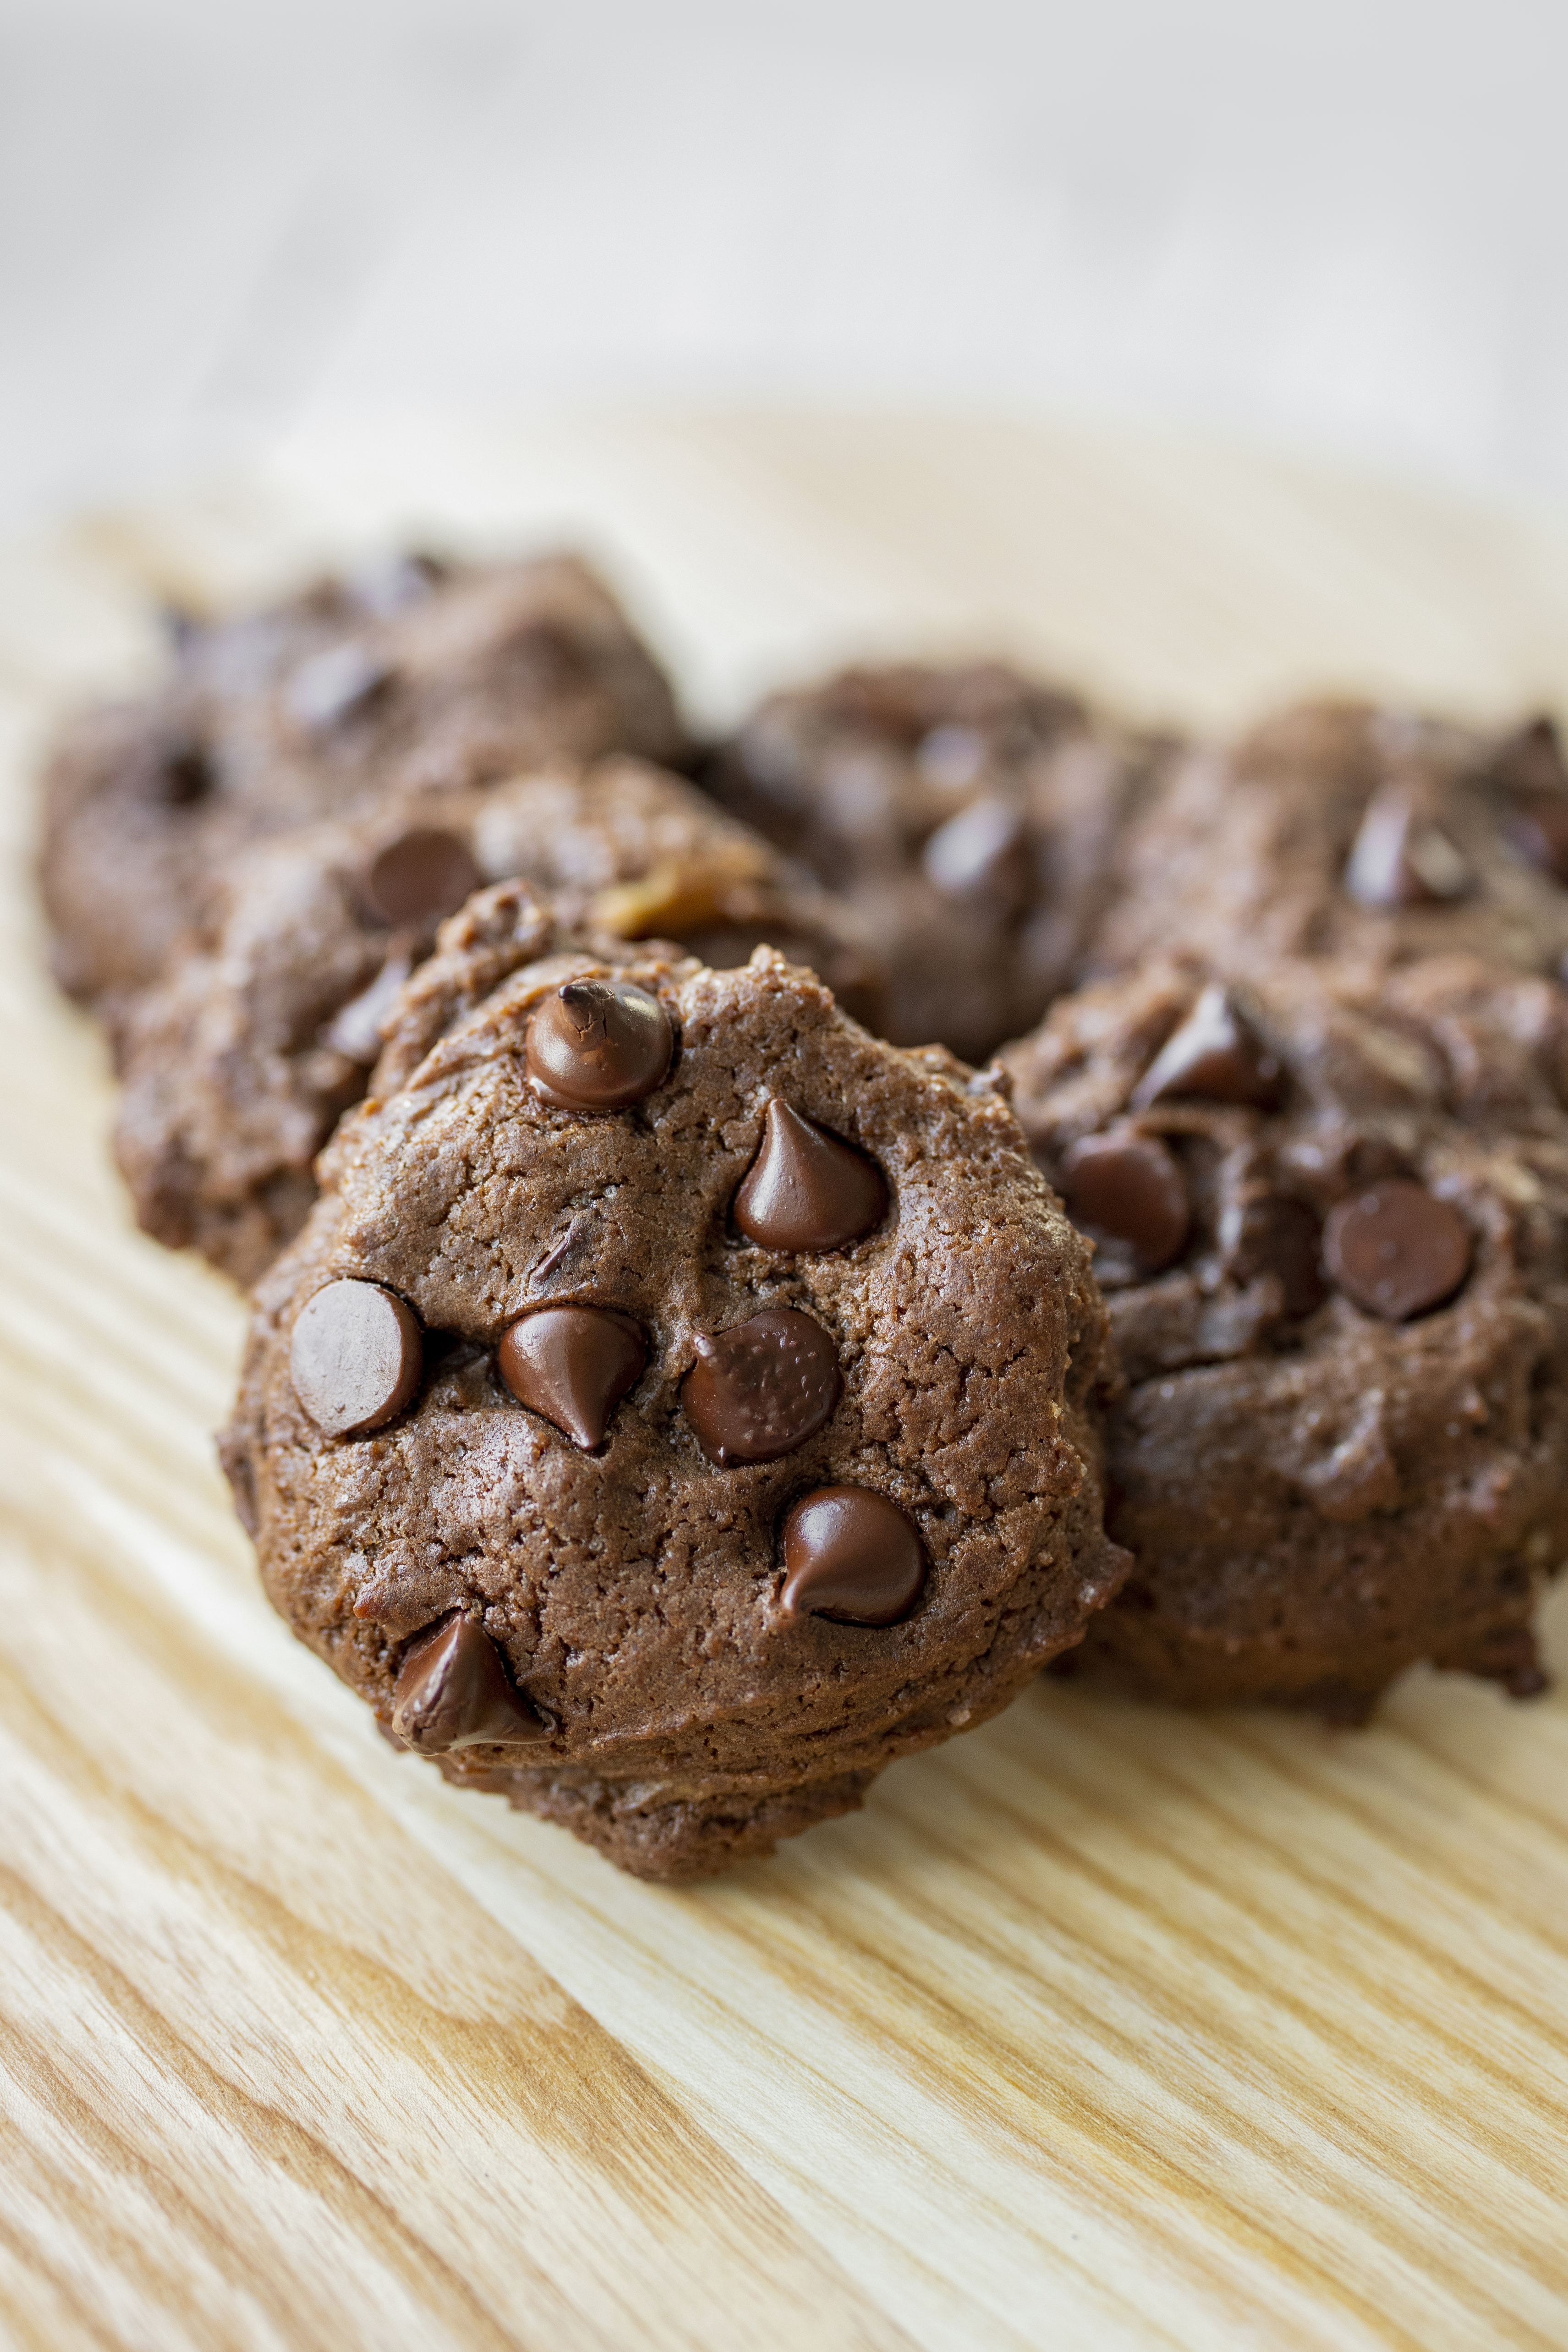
[1323, 1179, 1471, 1320]
[1130, 986, 1283, 1111]
[390, 1612, 546, 1751]
[363, 828, 481, 927]
[158, 734, 212, 807]
[733, 1101, 887, 1254]
[1232, 1193, 1327, 1317]
[290, 1278, 422, 1436]
[1058, 1130, 1189, 1271]
[681, 1309, 841, 1464]
[1345, 787, 1472, 906]
[780, 1486, 926, 1624]
[498, 1305, 647, 1449]
[286, 640, 392, 731]
[1491, 714, 1568, 798]
[921, 797, 1030, 910]
[320, 948, 414, 1064]
[525, 979, 673, 1111]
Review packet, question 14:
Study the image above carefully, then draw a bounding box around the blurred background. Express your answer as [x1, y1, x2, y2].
[5, 0, 1568, 535]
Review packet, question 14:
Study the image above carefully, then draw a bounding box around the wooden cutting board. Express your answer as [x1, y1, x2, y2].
[5, 412, 1568, 2352]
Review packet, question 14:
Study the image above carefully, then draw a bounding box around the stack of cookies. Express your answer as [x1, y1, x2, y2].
[40, 548, 1568, 1877]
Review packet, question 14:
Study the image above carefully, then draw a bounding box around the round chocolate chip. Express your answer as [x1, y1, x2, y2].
[364, 828, 481, 927]
[733, 1101, 887, 1254]
[1130, 985, 1283, 1111]
[290, 1278, 422, 1436]
[1323, 1179, 1472, 1321]
[1059, 1130, 1189, 1272]
[391, 1612, 546, 1752]
[525, 979, 673, 1111]
[681, 1308, 842, 1465]
[498, 1305, 647, 1450]
[781, 1487, 926, 1625]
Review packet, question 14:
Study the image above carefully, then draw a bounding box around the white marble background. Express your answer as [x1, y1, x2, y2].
[4, 0, 1567, 531]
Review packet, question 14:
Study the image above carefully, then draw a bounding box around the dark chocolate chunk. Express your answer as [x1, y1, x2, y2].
[498, 1305, 647, 1449]
[681, 1308, 842, 1464]
[391, 1612, 546, 1751]
[1345, 787, 1471, 906]
[921, 797, 1030, 910]
[1131, 985, 1283, 1111]
[290, 1278, 422, 1436]
[364, 827, 482, 927]
[525, 979, 673, 1111]
[733, 1101, 887, 1254]
[781, 1486, 926, 1624]
[1059, 1130, 1188, 1271]
[285, 640, 393, 731]
[1231, 1193, 1327, 1317]
[1323, 1179, 1471, 1321]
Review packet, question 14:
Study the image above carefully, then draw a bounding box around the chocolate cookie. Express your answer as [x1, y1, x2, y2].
[1000, 953, 1568, 1718]
[1092, 700, 1568, 983]
[221, 938, 1125, 1878]
[707, 661, 1162, 1060]
[113, 759, 881, 1283]
[40, 551, 687, 1010]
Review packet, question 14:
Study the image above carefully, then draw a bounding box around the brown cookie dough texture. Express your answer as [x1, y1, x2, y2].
[1093, 701, 1568, 983]
[110, 757, 880, 1284]
[1000, 954, 1568, 1720]
[708, 660, 1163, 1061]
[39, 551, 687, 1011]
[222, 941, 1125, 1879]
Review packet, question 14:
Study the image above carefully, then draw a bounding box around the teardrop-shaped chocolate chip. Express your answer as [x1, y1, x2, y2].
[290, 1279, 422, 1436]
[525, 979, 673, 1110]
[781, 1486, 926, 1625]
[498, 1305, 647, 1449]
[364, 828, 481, 927]
[681, 1308, 841, 1464]
[1130, 986, 1283, 1111]
[286, 640, 392, 731]
[733, 1101, 887, 1253]
[921, 797, 1030, 910]
[1059, 1130, 1189, 1271]
[1345, 787, 1472, 906]
[391, 1612, 546, 1751]
[1323, 1179, 1471, 1321]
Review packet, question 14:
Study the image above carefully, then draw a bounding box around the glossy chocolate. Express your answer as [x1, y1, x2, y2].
[391, 1612, 546, 1751]
[525, 979, 673, 1111]
[1345, 787, 1471, 907]
[290, 1278, 422, 1436]
[364, 827, 481, 927]
[498, 1305, 647, 1449]
[681, 1308, 842, 1464]
[733, 1101, 887, 1254]
[1323, 1179, 1471, 1321]
[1131, 984, 1283, 1111]
[781, 1486, 927, 1624]
[1059, 1130, 1189, 1271]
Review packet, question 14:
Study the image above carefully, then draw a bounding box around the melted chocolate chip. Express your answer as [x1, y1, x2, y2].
[1059, 1130, 1189, 1271]
[733, 1102, 887, 1254]
[290, 1278, 422, 1436]
[681, 1309, 841, 1464]
[286, 640, 393, 731]
[1232, 1193, 1327, 1317]
[1345, 787, 1472, 906]
[498, 1305, 647, 1449]
[921, 797, 1030, 910]
[364, 828, 481, 927]
[1131, 986, 1283, 1111]
[1323, 1179, 1471, 1321]
[391, 1612, 546, 1751]
[781, 1486, 926, 1624]
[525, 979, 673, 1111]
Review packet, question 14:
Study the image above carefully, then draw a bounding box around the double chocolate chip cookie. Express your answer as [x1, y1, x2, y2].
[40, 551, 686, 1012]
[1094, 700, 1568, 984]
[1001, 954, 1568, 1718]
[223, 928, 1125, 1877]
[112, 757, 879, 1283]
[709, 660, 1162, 1060]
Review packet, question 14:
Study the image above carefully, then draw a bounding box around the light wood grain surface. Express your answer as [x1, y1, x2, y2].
[5, 412, 1568, 2352]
